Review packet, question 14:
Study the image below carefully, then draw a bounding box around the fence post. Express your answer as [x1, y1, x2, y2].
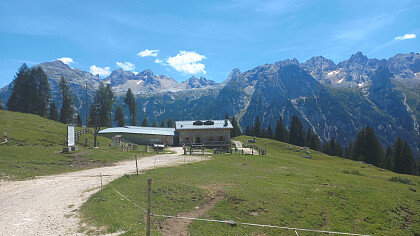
[146, 178, 152, 236]
[100, 172, 103, 192]
[135, 155, 138, 175]
[85, 137, 88, 147]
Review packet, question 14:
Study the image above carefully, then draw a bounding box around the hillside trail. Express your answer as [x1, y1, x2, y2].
[232, 140, 259, 155]
[0, 147, 209, 236]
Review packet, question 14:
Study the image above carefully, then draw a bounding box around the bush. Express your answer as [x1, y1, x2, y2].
[341, 169, 363, 176]
[388, 176, 417, 186]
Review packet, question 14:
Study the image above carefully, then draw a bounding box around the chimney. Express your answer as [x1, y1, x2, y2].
[224, 118, 228, 127]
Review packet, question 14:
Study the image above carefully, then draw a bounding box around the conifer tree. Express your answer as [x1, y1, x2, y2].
[309, 133, 320, 151]
[93, 82, 114, 127]
[114, 105, 125, 127]
[289, 115, 305, 146]
[160, 120, 165, 127]
[329, 137, 336, 156]
[152, 120, 158, 127]
[344, 142, 352, 159]
[167, 117, 174, 128]
[76, 113, 83, 127]
[306, 128, 312, 147]
[124, 88, 137, 126]
[7, 64, 30, 112]
[33, 67, 50, 117]
[393, 137, 404, 173]
[274, 117, 288, 142]
[253, 116, 261, 137]
[230, 116, 242, 138]
[245, 126, 251, 136]
[401, 141, 414, 175]
[336, 142, 343, 158]
[48, 101, 59, 121]
[59, 76, 74, 124]
[141, 117, 149, 127]
[384, 145, 394, 171]
[267, 124, 273, 139]
[0, 97, 3, 110]
[352, 126, 384, 166]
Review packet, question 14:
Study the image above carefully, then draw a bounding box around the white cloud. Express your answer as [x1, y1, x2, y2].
[57, 57, 74, 65]
[154, 58, 163, 64]
[394, 34, 416, 40]
[166, 51, 206, 74]
[137, 49, 159, 57]
[90, 65, 111, 77]
[133, 71, 139, 75]
[116, 61, 135, 71]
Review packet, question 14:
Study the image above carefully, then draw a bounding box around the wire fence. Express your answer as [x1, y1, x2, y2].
[104, 177, 373, 236]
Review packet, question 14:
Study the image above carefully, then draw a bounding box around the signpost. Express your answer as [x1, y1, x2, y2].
[63, 125, 78, 152]
[68, 125, 75, 147]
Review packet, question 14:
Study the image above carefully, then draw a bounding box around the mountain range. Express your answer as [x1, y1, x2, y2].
[1, 52, 419, 157]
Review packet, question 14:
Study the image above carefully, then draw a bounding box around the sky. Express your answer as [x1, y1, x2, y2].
[0, 0, 419, 88]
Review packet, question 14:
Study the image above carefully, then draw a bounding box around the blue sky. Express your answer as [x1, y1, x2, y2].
[0, 0, 419, 88]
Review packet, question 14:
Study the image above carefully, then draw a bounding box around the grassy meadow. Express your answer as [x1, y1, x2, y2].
[0, 110, 150, 180]
[80, 136, 420, 235]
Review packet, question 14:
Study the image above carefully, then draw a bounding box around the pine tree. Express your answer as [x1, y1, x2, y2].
[230, 116, 242, 138]
[152, 120, 158, 127]
[352, 128, 365, 161]
[160, 121, 165, 127]
[225, 113, 229, 119]
[329, 137, 336, 156]
[76, 113, 83, 127]
[305, 128, 312, 147]
[401, 141, 414, 175]
[364, 126, 384, 167]
[393, 137, 404, 173]
[93, 82, 114, 127]
[274, 117, 288, 142]
[289, 115, 305, 146]
[114, 105, 125, 127]
[309, 133, 320, 151]
[22, 67, 37, 114]
[253, 116, 261, 137]
[267, 124, 273, 139]
[167, 117, 174, 128]
[352, 126, 384, 166]
[344, 142, 352, 159]
[0, 97, 3, 110]
[384, 145, 394, 171]
[48, 101, 59, 121]
[141, 117, 149, 127]
[124, 88, 137, 126]
[7, 64, 29, 112]
[336, 142, 343, 158]
[59, 76, 74, 124]
[33, 67, 50, 117]
[245, 126, 251, 136]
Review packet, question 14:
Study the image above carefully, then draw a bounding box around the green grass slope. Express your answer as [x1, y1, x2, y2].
[0, 110, 146, 180]
[80, 136, 420, 235]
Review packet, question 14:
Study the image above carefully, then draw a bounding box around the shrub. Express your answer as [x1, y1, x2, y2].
[388, 176, 416, 186]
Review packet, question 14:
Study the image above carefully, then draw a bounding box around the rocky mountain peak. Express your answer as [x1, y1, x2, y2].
[138, 69, 155, 77]
[348, 52, 368, 64]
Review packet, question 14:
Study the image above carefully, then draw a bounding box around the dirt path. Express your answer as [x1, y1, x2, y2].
[232, 140, 259, 155]
[159, 186, 226, 236]
[0, 147, 209, 236]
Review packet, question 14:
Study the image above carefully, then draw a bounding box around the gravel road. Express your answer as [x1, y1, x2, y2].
[0, 148, 208, 236]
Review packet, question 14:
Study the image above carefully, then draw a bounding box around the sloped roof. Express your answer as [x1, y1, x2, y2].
[99, 126, 176, 136]
[175, 120, 233, 130]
